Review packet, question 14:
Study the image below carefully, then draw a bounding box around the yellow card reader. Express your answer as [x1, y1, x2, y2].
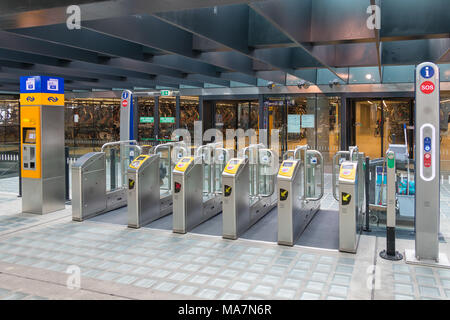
[129, 155, 150, 170]
[278, 160, 298, 177]
[174, 157, 194, 172]
[223, 158, 244, 175]
[339, 162, 357, 182]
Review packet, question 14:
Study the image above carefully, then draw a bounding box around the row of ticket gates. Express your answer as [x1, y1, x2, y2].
[72, 141, 366, 253]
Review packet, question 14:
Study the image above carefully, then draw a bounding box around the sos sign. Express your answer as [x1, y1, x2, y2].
[420, 81, 435, 94]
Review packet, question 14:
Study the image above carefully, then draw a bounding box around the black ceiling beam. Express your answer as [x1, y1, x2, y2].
[248, 0, 346, 81]
[154, 5, 299, 80]
[0, 0, 265, 29]
[82, 15, 274, 84]
[0, 31, 209, 88]
[380, 0, 450, 41]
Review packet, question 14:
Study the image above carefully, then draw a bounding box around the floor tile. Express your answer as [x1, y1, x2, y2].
[253, 285, 273, 296]
[299, 292, 321, 300]
[275, 288, 296, 299]
[174, 285, 198, 296]
[230, 281, 251, 292]
[133, 278, 157, 289]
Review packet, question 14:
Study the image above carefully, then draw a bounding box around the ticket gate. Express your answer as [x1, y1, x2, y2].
[72, 140, 142, 221]
[172, 143, 232, 234]
[127, 142, 189, 228]
[334, 146, 366, 253]
[72, 140, 188, 223]
[127, 154, 160, 228]
[222, 144, 278, 239]
[277, 145, 324, 246]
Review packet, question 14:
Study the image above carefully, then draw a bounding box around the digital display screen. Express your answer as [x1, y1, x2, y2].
[135, 156, 146, 161]
[342, 164, 354, 170]
[23, 128, 36, 144]
[283, 162, 293, 167]
[229, 159, 241, 165]
[182, 158, 192, 162]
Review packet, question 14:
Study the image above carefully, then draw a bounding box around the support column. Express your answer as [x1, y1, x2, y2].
[175, 95, 180, 129]
[340, 95, 348, 151]
[154, 96, 159, 140]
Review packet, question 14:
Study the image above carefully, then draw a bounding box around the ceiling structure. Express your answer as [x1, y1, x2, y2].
[0, 0, 448, 92]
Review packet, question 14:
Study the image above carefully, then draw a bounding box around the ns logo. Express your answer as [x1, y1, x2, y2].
[48, 97, 59, 102]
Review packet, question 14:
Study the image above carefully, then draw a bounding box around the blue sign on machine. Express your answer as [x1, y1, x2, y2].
[420, 66, 434, 79]
[424, 137, 431, 152]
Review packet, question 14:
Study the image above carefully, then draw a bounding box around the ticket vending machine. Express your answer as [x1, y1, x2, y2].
[338, 161, 361, 253]
[405, 62, 449, 266]
[20, 76, 65, 214]
[127, 154, 160, 228]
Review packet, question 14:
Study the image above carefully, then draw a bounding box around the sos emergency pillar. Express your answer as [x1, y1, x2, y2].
[406, 62, 449, 267]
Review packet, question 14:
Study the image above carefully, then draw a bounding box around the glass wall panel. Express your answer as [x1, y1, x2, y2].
[382, 98, 413, 156]
[158, 97, 176, 141]
[382, 65, 415, 83]
[286, 96, 312, 151]
[349, 67, 380, 84]
[215, 101, 238, 148]
[0, 99, 19, 144]
[0, 97, 19, 182]
[65, 98, 120, 149]
[180, 96, 199, 141]
[264, 96, 285, 158]
[317, 68, 348, 85]
[316, 96, 341, 171]
[137, 97, 155, 142]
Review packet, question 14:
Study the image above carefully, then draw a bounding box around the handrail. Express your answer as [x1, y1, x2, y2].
[349, 146, 359, 162]
[293, 144, 310, 160]
[101, 140, 142, 153]
[239, 143, 264, 159]
[154, 142, 173, 155]
[283, 150, 294, 160]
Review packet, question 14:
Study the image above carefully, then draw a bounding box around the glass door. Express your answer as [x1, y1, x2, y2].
[354, 99, 383, 159]
[353, 98, 413, 159]
[265, 96, 286, 159]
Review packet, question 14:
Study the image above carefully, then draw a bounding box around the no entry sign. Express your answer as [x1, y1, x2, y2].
[122, 99, 128, 107]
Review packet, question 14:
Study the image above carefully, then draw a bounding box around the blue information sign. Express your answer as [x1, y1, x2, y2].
[420, 65, 434, 79]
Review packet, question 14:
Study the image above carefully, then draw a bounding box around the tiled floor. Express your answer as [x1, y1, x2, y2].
[0, 178, 449, 300]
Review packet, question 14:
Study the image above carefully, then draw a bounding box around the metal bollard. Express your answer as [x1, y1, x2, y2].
[380, 150, 402, 261]
[65, 147, 70, 201]
[110, 148, 116, 190]
[364, 156, 371, 232]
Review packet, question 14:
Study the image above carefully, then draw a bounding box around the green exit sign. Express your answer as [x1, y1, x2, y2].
[160, 117, 175, 123]
[160, 90, 172, 96]
[140, 116, 154, 123]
